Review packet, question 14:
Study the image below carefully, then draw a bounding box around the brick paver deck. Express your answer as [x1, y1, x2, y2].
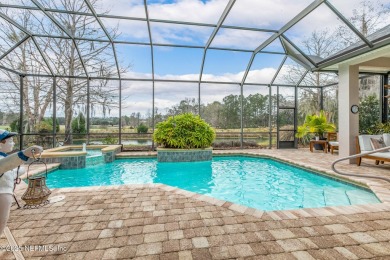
[1, 149, 390, 259]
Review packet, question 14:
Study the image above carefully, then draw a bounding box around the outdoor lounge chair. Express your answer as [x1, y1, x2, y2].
[356, 134, 390, 166]
[327, 132, 338, 154]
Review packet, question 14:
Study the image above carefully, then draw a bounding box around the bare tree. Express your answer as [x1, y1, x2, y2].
[282, 29, 339, 122]
[283, 29, 340, 87]
[38, 0, 124, 144]
[0, 0, 129, 145]
[337, 0, 390, 46]
[287, 1, 389, 125]
[0, 8, 54, 133]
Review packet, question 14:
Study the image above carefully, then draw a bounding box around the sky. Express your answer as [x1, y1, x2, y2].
[96, 0, 389, 116]
[94, 0, 390, 79]
[1, 0, 390, 117]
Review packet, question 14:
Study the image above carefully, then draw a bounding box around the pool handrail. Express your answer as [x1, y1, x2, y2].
[331, 146, 390, 183]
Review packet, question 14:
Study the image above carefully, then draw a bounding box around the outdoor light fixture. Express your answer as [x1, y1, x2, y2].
[351, 105, 359, 114]
[21, 152, 51, 208]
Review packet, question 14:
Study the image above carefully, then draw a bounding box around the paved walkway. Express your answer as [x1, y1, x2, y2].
[1, 149, 389, 259]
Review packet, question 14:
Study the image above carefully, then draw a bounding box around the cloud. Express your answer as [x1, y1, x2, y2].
[325, 0, 390, 20]
[210, 29, 273, 50]
[98, 0, 390, 52]
[95, 0, 147, 18]
[101, 18, 150, 42]
[96, 0, 321, 50]
[223, 0, 315, 29]
[246, 68, 276, 84]
[147, 0, 229, 24]
[123, 71, 153, 79]
[284, 4, 343, 40]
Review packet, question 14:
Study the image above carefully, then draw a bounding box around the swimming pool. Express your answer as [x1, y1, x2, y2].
[44, 156, 380, 211]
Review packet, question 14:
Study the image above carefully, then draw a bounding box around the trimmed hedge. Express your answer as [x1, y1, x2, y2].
[153, 113, 215, 149]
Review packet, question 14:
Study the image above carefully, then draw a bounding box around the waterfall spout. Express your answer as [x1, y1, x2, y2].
[82, 143, 87, 152]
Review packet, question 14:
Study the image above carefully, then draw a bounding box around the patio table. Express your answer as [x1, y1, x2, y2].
[309, 140, 328, 153]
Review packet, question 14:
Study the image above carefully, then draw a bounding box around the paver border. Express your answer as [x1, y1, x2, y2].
[6, 150, 389, 260]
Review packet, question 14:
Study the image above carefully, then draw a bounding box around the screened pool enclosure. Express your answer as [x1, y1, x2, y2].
[0, 0, 389, 150]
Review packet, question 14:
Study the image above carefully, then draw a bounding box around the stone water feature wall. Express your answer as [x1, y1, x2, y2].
[157, 148, 212, 162]
[103, 146, 122, 162]
[40, 145, 122, 169]
[38, 156, 86, 169]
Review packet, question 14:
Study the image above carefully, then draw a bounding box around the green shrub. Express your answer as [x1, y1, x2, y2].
[359, 95, 380, 134]
[137, 124, 148, 134]
[102, 136, 118, 144]
[45, 118, 60, 132]
[368, 122, 390, 135]
[71, 113, 86, 134]
[296, 110, 336, 143]
[37, 120, 52, 133]
[10, 119, 19, 132]
[10, 118, 60, 134]
[153, 113, 216, 149]
[37, 118, 60, 133]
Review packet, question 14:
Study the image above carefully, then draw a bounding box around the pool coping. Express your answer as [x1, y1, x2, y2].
[20, 150, 390, 220]
[42, 145, 122, 157]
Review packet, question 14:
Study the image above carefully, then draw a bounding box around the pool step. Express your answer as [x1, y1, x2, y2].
[300, 188, 378, 208]
[301, 188, 325, 208]
[346, 190, 380, 204]
[323, 188, 351, 206]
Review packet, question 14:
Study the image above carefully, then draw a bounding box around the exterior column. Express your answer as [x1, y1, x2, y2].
[338, 64, 359, 163]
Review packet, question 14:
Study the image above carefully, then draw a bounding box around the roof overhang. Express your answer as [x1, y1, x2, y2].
[315, 37, 390, 74]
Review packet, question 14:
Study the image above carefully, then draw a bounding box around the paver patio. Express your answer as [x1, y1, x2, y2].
[1, 149, 390, 259]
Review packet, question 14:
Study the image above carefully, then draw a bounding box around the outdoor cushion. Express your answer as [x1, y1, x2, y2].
[382, 133, 390, 146]
[328, 141, 339, 146]
[358, 135, 382, 151]
[370, 137, 389, 153]
[368, 152, 390, 159]
[357, 134, 390, 166]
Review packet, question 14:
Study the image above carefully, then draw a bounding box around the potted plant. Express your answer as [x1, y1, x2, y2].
[296, 110, 336, 149]
[153, 113, 216, 162]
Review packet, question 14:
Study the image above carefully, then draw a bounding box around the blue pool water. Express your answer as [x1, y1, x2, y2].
[44, 156, 380, 211]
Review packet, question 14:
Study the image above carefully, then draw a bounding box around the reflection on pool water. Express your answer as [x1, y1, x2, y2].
[122, 140, 153, 145]
[88, 140, 153, 146]
[45, 156, 380, 211]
